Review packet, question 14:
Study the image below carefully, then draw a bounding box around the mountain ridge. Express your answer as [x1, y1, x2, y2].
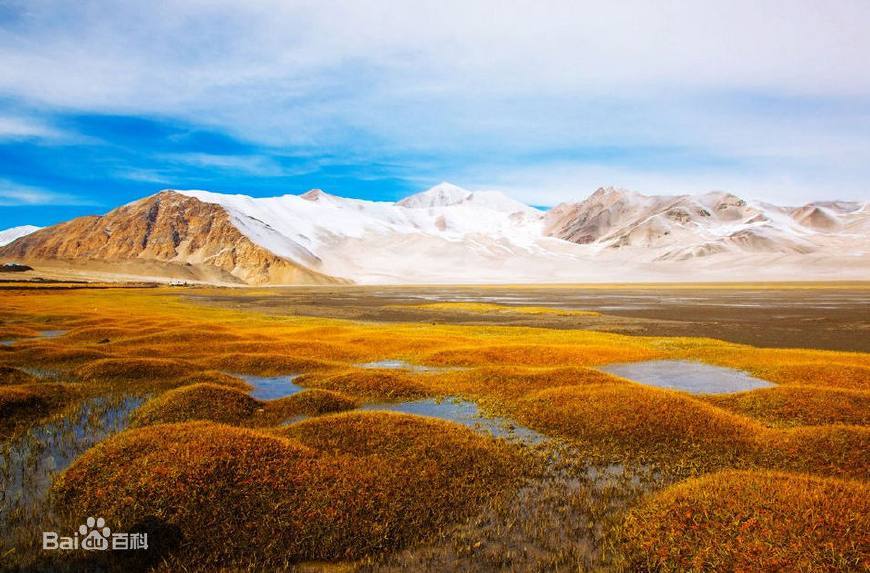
[1, 183, 867, 284]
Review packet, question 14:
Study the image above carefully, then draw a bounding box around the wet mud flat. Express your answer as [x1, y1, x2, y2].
[190, 283, 870, 352]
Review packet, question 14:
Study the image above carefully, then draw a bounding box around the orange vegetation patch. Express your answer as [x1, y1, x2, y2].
[297, 368, 435, 400]
[760, 425, 869, 480]
[192, 352, 336, 376]
[620, 470, 869, 572]
[132, 383, 259, 427]
[515, 384, 757, 460]
[53, 415, 522, 567]
[432, 365, 628, 400]
[422, 343, 661, 368]
[0, 365, 37, 385]
[0, 383, 76, 432]
[707, 386, 870, 427]
[132, 384, 358, 428]
[74, 357, 198, 385]
[268, 389, 357, 418]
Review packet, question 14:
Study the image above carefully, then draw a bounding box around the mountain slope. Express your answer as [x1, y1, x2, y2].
[0, 225, 41, 247]
[0, 183, 866, 284]
[0, 191, 340, 285]
[544, 187, 869, 262]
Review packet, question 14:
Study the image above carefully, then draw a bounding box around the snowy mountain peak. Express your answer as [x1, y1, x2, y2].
[300, 189, 328, 202]
[399, 182, 535, 215]
[398, 182, 471, 208]
[0, 225, 42, 247]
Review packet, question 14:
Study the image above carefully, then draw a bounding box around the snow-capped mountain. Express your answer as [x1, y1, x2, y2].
[0, 184, 866, 284]
[543, 187, 868, 261]
[0, 225, 41, 247]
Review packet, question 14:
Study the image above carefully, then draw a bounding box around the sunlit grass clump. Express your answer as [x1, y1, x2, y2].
[132, 384, 357, 427]
[423, 343, 661, 368]
[132, 383, 259, 426]
[708, 386, 869, 427]
[0, 365, 37, 385]
[0, 383, 75, 432]
[620, 470, 869, 572]
[269, 388, 357, 418]
[515, 384, 757, 460]
[298, 368, 434, 400]
[53, 414, 523, 567]
[74, 357, 198, 386]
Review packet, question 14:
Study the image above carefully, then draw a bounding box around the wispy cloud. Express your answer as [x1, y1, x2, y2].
[0, 115, 64, 140]
[0, 1, 868, 208]
[0, 179, 96, 207]
[161, 153, 295, 177]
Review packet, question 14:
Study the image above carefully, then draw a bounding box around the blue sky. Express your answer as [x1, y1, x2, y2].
[1, 0, 869, 228]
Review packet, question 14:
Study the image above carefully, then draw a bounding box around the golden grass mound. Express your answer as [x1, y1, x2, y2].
[621, 470, 869, 572]
[436, 365, 628, 400]
[708, 386, 870, 427]
[760, 425, 870, 480]
[423, 343, 660, 368]
[516, 384, 756, 459]
[750, 363, 870, 391]
[132, 383, 259, 426]
[268, 388, 357, 418]
[0, 383, 73, 432]
[298, 368, 433, 400]
[0, 365, 37, 385]
[73, 357, 198, 386]
[193, 352, 334, 376]
[53, 416, 522, 567]
[7, 344, 109, 367]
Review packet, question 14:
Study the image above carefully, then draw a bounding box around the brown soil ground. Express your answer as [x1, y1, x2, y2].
[188, 284, 870, 352]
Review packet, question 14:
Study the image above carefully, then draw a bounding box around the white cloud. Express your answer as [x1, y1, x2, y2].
[0, 115, 63, 140]
[0, 0, 868, 203]
[160, 153, 294, 177]
[0, 180, 95, 206]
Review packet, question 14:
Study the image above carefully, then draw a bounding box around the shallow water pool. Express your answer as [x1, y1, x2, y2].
[361, 397, 545, 443]
[600, 360, 774, 394]
[38, 330, 67, 338]
[238, 374, 304, 400]
[356, 359, 452, 373]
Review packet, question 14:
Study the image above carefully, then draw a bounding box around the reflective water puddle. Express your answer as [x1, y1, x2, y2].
[238, 374, 304, 400]
[356, 359, 453, 373]
[361, 397, 545, 443]
[0, 395, 144, 530]
[38, 330, 67, 338]
[600, 360, 775, 394]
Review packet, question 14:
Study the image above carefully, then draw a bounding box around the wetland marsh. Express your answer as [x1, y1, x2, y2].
[0, 283, 867, 571]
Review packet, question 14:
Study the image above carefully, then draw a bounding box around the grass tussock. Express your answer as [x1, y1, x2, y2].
[422, 343, 661, 368]
[297, 368, 434, 400]
[707, 386, 870, 427]
[53, 415, 523, 567]
[759, 425, 870, 480]
[620, 470, 869, 572]
[433, 365, 628, 400]
[0, 365, 38, 385]
[753, 363, 870, 391]
[131, 383, 259, 427]
[74, 357, 198, 386]
[132, 384, 358, 428]
[7, 344, 110, 367]
[266, 389, 357, 419]
[516, 384, 757, 460]
[193, 352, 336, 376]
[0, 383, 76, 432]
